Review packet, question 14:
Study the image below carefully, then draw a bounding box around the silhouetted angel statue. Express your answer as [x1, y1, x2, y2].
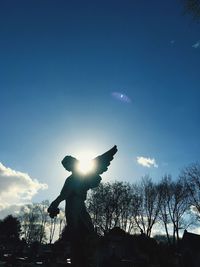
[48, 145, 118, 237]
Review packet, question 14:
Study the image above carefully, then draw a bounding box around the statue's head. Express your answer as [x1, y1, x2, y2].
[61, 156, 78, 172]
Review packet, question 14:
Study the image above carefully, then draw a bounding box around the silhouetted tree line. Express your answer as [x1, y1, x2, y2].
[87, 163, 200, 245]
[1, 163, 200, 247]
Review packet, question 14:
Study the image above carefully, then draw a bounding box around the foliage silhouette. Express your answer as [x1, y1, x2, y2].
[0, 215, 21, 244]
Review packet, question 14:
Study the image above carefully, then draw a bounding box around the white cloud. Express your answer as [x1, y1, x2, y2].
[192, 41, 200, 49]
[0, 204, 22, 219]
[0, 162, 48, 210]
[136, 156, 158, 168]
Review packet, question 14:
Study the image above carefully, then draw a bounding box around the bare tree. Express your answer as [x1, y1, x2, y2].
[171, 178, 189, 242]
[87, 181, 135, 234]
[181, 163, 200, 220]
[58, 208, 66, 238]
[36, 200, 50, 243]
[131, 176, 161, 237]
[158, 176, 191, 244]
[49, 217, 57, 244]
[87, 182, 111, 234]
[19, 202, 49, 244]
[117, 182, 135, 233]
[157, 175, 172, 245]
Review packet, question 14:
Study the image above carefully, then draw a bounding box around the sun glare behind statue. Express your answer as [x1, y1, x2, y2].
[76, 151, 96, 175]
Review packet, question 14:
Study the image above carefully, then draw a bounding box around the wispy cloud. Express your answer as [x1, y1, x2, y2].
[192, 41, 200, 49]
[0, 162, 48, 211]
[137, 156, 158, 168]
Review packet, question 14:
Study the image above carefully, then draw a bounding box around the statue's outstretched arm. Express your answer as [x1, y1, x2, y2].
[48, 179, 71, 218]
[47, 194, 64, 218]
[49, 194, 65, 209]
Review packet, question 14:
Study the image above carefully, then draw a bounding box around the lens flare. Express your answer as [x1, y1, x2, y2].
[111, 92, 131, 103]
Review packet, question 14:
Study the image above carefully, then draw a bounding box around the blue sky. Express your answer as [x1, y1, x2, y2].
[0, 0, 200, 206]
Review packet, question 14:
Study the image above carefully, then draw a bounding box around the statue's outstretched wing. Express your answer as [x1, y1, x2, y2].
[92, 145, 118, 175]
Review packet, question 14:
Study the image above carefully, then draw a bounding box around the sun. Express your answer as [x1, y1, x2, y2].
[76, 159, 95, 174]
[76, 151, 96, 174]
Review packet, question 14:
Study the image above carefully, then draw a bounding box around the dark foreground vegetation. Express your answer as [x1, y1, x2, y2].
[1, 162, 200, 266]
[0, 223, 200, 267]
